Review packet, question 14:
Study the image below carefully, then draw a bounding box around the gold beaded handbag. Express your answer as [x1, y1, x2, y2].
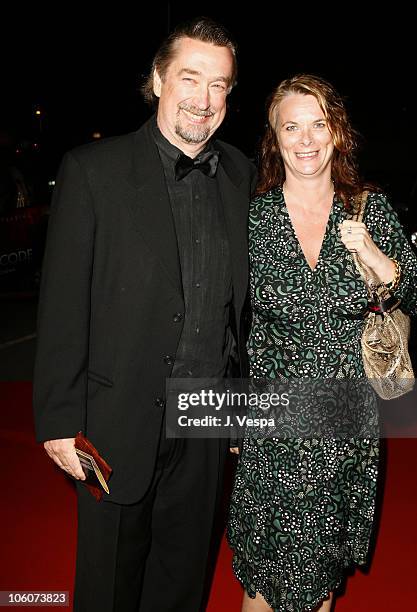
[349, 191, 415, 400]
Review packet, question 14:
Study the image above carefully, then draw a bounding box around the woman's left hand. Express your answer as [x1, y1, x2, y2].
[339, 220, 395, 283]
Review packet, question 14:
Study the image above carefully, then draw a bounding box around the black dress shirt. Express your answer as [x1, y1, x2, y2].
[152, 119, 233, 378]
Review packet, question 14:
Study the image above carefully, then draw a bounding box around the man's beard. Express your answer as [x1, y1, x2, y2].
[175, 104, 213, 144]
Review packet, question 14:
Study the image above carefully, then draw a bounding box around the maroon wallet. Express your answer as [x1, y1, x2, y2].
[74, 431, 112, 501]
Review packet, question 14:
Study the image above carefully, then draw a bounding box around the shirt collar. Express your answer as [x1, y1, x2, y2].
[151, 114, 215, 164]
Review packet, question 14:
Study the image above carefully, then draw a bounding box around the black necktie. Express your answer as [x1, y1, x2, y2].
[175, 150, 220, 181]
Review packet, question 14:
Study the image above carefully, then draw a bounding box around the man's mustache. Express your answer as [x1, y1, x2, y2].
[178, 104, 214, 118]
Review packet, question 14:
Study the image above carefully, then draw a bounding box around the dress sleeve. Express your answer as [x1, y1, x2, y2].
[364, 192, 417, 316]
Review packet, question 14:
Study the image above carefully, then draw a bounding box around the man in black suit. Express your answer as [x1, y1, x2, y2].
[33, 17, 255, 612]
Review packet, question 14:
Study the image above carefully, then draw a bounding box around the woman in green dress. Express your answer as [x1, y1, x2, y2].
[227, 74, 417, 611]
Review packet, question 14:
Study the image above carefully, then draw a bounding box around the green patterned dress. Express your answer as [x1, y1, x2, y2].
[227, 188, 417, 611]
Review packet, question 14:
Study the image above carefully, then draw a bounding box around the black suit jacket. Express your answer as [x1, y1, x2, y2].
[33, 117, 256, 503]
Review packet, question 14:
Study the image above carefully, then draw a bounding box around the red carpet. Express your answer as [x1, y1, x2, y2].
[1, 382, 416, 611]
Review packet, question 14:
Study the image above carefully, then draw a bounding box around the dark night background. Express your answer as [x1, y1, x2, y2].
[1, 4, 416, 210]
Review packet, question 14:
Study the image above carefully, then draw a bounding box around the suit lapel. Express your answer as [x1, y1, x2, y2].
[127, 118, 182, 295]
[216, 144, 249, 314]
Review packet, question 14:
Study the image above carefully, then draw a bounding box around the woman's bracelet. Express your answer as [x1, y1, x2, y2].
[385, 258, 401, 291]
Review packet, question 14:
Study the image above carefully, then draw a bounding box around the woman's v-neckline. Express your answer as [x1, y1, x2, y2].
[281, 189, 335, 273]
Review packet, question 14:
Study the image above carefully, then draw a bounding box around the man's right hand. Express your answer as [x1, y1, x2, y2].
[43, 438, 86, 480]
